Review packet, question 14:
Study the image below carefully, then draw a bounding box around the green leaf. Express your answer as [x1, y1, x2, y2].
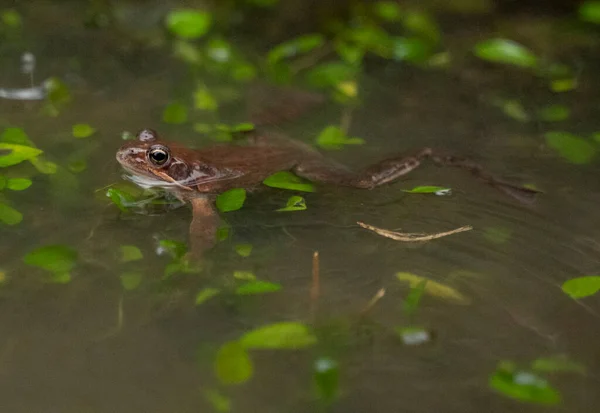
[306, 62, 358, 89]
[195, 287, 221, 305]
[0, 202, 22, 225]
[162, 103, 188, 124]
[67, 159, 87, 173]
[240, 322, 317, 349]
[235, 280, 282, 295]
[24, 245, 78, 274]
[550, 78, 578, 93]
[316, 125, 365, 150]
[194, 86, 218, 111]
[402, 185, 451, 194]
[233, 271, 256, 281]
[374, 1, 403, 21]
[0, 143, 42, 167]
[6, 178, 32, 191]
[1, 127, 32, 145]
[544, 131, 596, 164]
[474, 38, 538, 69]
[593, 132, 600, 144]
[561, 276, 600, 299]
[173, 39, 202, 64]
[499, 99, 530, 122]
[395, 326, 433, 346]
[531, 356, 586, 374]
[120, 245, 143, 262]
[43, 77, 71, 116]
[234, 243, 253, 257]
[313, 357, 340, 404]
[268, 34, 325, 65]
[1, 9, 22, 28]
[402, 10, 441, 44]
[403, 279, 427, 316]
[50, 272, 71, 284]
[120, 272, 142, 291]
[489, 364, 561, 405]
[537, 105, 570, 122]
[158, 239, 188, 259]
[215, 341, 253, 385]
[30, 158, 58, 174]
[106, 187, 136, 212]
[277, 195, 307, 212]
[579, 1, 600, 24]
[263, 171, 315, 192]
[392, 37, 435, 63]
[396, 272, 469, 304]
[166, 9, 212, 39]
[203, 389, 231, 413]
[216, 188, 246, 212]
[72, 123, 96, 138]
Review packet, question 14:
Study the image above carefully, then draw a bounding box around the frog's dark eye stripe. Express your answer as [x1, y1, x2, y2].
[148, 146, 170, 166]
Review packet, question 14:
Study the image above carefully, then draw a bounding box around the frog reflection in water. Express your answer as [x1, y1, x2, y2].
[116, 129, 539, 258]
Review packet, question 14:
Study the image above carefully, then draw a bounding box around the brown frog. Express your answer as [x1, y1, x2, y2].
[116, 128, 538, 257]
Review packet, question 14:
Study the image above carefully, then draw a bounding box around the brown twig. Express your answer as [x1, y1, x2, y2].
[310, 251, 320, 320]
[360, 288, 386, 316]
[357, 222, 473, 242]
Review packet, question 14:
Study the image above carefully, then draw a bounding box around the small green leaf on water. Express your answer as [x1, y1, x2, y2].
[474, 38, 538, 68]
[216, 188, 246, 212]
[215, 341, 253, 385]
[0, 143, 42, 167]
[550, 78, 578, 93]
[579, 1, 600, 24]
[316, 125, 365, 150]
[544, 131, 596, 164]
[72, 123, 96, 138]
[120, 245, 143, 262]
[166, 9, 212, 39]
[235, 280, 282, 295]
[203, 388, 231, 413]
[120, 272, 142, 291]
[162, 102, 188, 124]
[194, 86, 218, 111]
[0, 202, 22, 225]
[402, 185, 450, 194]
[240, 322, 317, 349]
[24, 245, 77, 274]
[268, 33, 325, 65]
[561, 276, 600, 299]
[489, 363, 561, 405]
[195, 287, 221, 305]
[395, 272, 469, 304]
[7, 178, 32, 191]
[233, 270, 256, 281]
[483, 226, 512, 244]
[537, 105, 570, 122]
[263, 171, 315, 192]
[531, 355, 586, 375]
[374, 1, 403, 21]
[313, 357, 340, 404]
[395, 326, 433, 346]
[234, 243, 253, 257]
[1, 9, 22, 28]
[277, 195, 307, 212]
[403, 279, 427, 316]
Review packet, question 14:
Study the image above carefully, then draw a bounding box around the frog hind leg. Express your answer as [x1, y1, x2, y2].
[188, 197, 220, 260]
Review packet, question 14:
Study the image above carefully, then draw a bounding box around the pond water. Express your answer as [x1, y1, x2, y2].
[1, 1, 600, 412]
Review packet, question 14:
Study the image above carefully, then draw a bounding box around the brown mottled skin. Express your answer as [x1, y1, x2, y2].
[116, 129, 539, 258]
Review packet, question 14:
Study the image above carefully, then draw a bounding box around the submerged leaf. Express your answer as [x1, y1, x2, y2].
[489, 363, 561, 405]
[0, 143, 42, 167]
[120, 245, 143, 262]
[216, 188, 246, 212]
[24, 245, 77, 274]
[277, 195, 307, 212]
[561, 276, 600, 299]
[162, 102, 188, 124]
[233, 271, 256, 281]
[579, 1, 600, 24]
[240, 322, 317, 349]
[402, 185, 451, 194]
[313, 357, 340, 404]
[544, 131, 596, 164]
[234, 243, 253, 257]
[235, 280, 282, 295]
[532, 356, 586, 374]
[316, 125, 365, 150]
[474, 38, 538, 68]
[537, 105, 570, 122]
[268, 34, 324, 65]
[395, 326, 433, 346]
[120, 272, 142, 291]
[263, 171, 315, 192]
[72, 123, 96, 138]
[395, 272, 469, 304]
[6, 178, 32, 191]
[403, 279, 427, 316]
[215, 341, 253, 385]
[0, 202, 22, 225]
[166, 9, 212, 39]
[196, 287, 221, 305]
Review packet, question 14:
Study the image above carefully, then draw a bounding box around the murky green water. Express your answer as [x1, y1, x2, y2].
[1, 1, 600, 412]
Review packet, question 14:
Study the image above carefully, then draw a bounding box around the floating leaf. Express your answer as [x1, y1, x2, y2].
[234, 243, 253, 257]
[316, 125, 365, 150]
[240, 322, 317, 349]
[6, 178, 32, 191]
[263, 171, 315, 192]
[474, 38, 538, 68]
[233, 271, 256, 281]
[194, 86, 218, 111]
[0, 202, 22, 225]
[120, 245, 143, 262]
[216, 188, 246, 212]
[162, 102, 188, 124]
[532, 356, 586, 374]
[215, 341, 253, 385]
[24, 244, 77, 274]
[235, 280, 282, 295]
[544, 131, 596, 164]
[166, 9, 212, 39]
[120, 272, 142, 291]
[561, 276, 600, 299]
[489, 362, 561, 405]
[277, 195, 307, 212]
[0, 143, 42, 167]
[268, 34, 325, 65]
[196, 287, 221, 305]
[403, 279, 427, 316]
[395, 326, 433, 346]
[402, 185, 450, 194]
[72, 123, 96, 138]
[537, 105, 570, 122]
[395, 272, 469, 304]
[374, 1, 402, 21]
[579, 1, 600, 24]
[313, 357, 340, 404]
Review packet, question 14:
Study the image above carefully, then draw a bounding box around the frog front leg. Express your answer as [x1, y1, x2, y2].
[188, 197, 220, 260]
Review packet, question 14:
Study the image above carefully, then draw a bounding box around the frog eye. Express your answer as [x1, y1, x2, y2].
[148, 146, 170, 166]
